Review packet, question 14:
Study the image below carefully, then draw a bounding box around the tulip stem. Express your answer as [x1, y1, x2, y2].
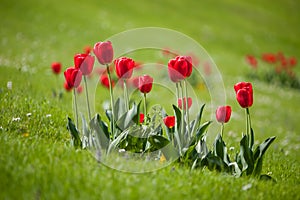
[106, 65, 115, 137]
[124, 80, 129, 111]
[179, 82, 185, 141]
[221, 123, 224, 138]
[143, 93, 147, 124]
[73, 89, 79, 128]
[184, 80, 191, 138]
[246, 108, 254, 149]
[84, 76, 91, 121]
[176, 83, 180, 102]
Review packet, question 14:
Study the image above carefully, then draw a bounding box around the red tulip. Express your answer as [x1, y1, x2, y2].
[262, 53, 277, 63]
[178, 97, 192, 110]
[216, 106, 232, 123]
[289, 57, 297, 67]
[114, 57, 135, 79]
[76, 85, 83, 94]
[139, 113, 144, 124]
[51, 62, 62, 74]
[64, 81, 72, 92]
[245, 55, 258, 68]
[163, 116, 175, 128]
[138, 75, 153, 94]
[100, 73, 115, 89]
[93, 41, 114, 65]
[234, 82, 253, 108]
[168, 56, 193, 82]
[74, 54, 95, 75]
[64, 67, 82, 88]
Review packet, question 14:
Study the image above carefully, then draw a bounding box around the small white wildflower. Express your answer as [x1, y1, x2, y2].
[267, 172, 273, 175]
[12, 117, 21, 122]
[46, 114, 52, 118]
[118, 149, 126, 153]
[229, 146, 235, 151]
[7, 81, 12, 90]
[26, 113, 32, 117]
[0, 126, 3, 130]
[242, 183, 252, 191]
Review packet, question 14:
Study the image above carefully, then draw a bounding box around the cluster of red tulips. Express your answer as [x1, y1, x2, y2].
[245, 52, 299, 89]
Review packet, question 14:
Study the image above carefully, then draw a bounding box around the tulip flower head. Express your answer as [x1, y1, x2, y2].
[114, 57, 135, 80]
[93, 41, 114, 65]
[163, 116, 175, 128]
[216, 106, 232, 123]
[234, 82, 253, 108]
[168, 56, 193, 82]
[100, 73, 115, 89]
[51, 62, 62, 75]
[64, 67, 82, 88]
[74, 54, 95, 75]
[138, 75, 153, 94]
[178, 97, 192, 110]
[139, 113, 144, 124]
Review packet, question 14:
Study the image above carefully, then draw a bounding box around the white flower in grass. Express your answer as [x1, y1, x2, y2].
[7, 81, 12, 90]
[242, 183, 252, 191]
[26, 113, 32, 117]
[12, 117, 21, 122]
[46, 114, 52, 118]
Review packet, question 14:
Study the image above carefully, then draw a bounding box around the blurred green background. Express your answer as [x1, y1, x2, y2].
[0, 0, 299, 199]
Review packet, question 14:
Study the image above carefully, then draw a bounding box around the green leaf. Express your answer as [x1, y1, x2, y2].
[132, 100, 142, 125]
[201, 152, 229, 172]
[195, 121, 211, 142]
[182, 144, 198, 164]
[213, 134, 230, 164]
[172, 105, 182, 131]
[67, 117, 82, 149]
[191, 104, 205, 135]
[81, 114, 90, 149]
[147, 135, 170, 152]
[89, 114, 110, 150]
[239, 135, 254, 175]
[116, 102, 138, 131]
[253, 136, 276, 177]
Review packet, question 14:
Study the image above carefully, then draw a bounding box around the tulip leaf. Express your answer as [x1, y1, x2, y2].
[253, 136, 276, 177]
[172, 105, 182, 130]
[67, 117, 82, 149]
[191, 104, 205, 135]
[116, 103, 138, 131]
[239, 135, 254, 175]
[81, 114, 90, 149]
[213, 134, 230, 164]
[89, 114, 110, 150]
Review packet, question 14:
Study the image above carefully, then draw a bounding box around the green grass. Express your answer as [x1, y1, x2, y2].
[1, 0, 300, 199]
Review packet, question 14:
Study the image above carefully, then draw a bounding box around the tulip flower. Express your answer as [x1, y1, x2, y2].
[178, 97, 192, 110]
[114, 57, 135, 80]
[138, 75, 153, 94]
[76, 85, 83, 94]
[163, 116, 175, 128]
[234, 82, 253, 108]
[74, 54, 95, 75]
[64, 67, 82, 89]
[216, 106, 231, 123]
[100, 74, 115, 89]
[262, 53, 277, 63]
[64, 81, 72, 92]
[168, 56, 193, 82]
[234, 82, 254, 149]
[51, 62, 62, 75]
[139, 113, 144, 124]
[93, 41, 114, 65]
[245, 55, 257, 68]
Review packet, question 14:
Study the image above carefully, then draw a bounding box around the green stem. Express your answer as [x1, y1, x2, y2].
[143, 93, 147, 124]
[176, 83, 180, 102]
[221, 123, 224, 138]
[73, 89, 79, 128]
[84, 76, 91, 121]
[106, 65, 115, 137]
[246, 108, 254, 149]
[124, 80, 129, 111]
[245, 108, 249, 136]
[179, 81, 185, 141]
[184, 80, 191, 138]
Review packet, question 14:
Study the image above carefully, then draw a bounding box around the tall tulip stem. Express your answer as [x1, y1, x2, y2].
[106, 65, 115, 136]
[124, 80, 129, 111]
[246, 108, 254, 149]
[184, 80, 191, 137]
[73, 89, 79, 128]
[179, 82, 185, 138]
[143, 93, 147, 124]
[221, 123, 224, 138]
[83, 76, 91, 121]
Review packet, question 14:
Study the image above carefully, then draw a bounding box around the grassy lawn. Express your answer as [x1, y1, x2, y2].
[1, 0, 299, 199]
